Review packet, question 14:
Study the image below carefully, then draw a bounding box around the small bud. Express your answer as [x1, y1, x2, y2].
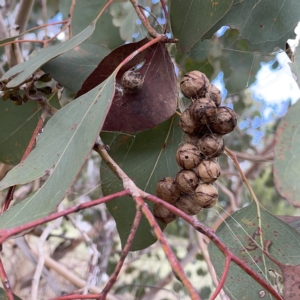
[194, 183, 218, 208]
[156, 177, 180, 203]
[180, 71, 210, 99]
[121, 69, 144, 93]
[196, 160, 221, 183]
[176, 170, 199, 193]
[175, 193, 202, 215]
[153, 204, 177, 224]
[198, 134, 224, 158]
[176, 143, 201, 169]
[189, 98, 217, 124]
[179, 109, 198, 135]
[207, 84, 222, 107]
[210, 106, 237, 135]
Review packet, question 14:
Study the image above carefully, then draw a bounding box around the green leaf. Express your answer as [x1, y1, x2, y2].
[0, 95, 60, 165]
[209, 202, 300, 299]
[101, 115, 183, 251]
[170, 0, 233, 53]
[203, 0, 300, 54]
[1, 23, 96, 88]
[0, 100, 40, 165]
[274, 100, 300, 203]
[60, 0, 124, 49]
[42, 42, 110, 92]
[0, 75, 116, 228]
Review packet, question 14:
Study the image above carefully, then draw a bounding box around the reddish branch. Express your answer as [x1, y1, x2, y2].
[0, 190, 131, 244]
[0, 257, 14, 300]
[134, 195, 201, 300]
[98, 208, 143, 300]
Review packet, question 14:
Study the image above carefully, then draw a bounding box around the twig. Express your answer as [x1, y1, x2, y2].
[159, 0, 168, 34]
[68, 0, 77, 38]
[197, 233, 228, 300]
[14, 0, 35, 33]
[31, 220, 61, 300]
[0, 190, 131, 244]
[136, 196, 201, 300]
[210, 256, 231, 300]
[129, 0, 162, 38]
[0, 256, 14, 300]
[214, 181, 237, 212]
[99, 208, 143, 300]
[67, 215, 100, 295]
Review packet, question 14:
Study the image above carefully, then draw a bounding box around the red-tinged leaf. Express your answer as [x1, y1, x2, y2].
[76, 39, 178, 133]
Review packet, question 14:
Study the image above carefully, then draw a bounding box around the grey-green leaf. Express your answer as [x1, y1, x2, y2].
[0, 75, 115, 228]
[203, 0, 300, 54]
[274, 100, 300, 203]
[42, 42, 110, 93]
[1, 24, 96, 88]
[170, 0, 233, 53]
[101, 115, 183, 251]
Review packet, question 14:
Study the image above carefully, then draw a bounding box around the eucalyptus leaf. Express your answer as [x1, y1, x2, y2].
[101, 115, 183, 250]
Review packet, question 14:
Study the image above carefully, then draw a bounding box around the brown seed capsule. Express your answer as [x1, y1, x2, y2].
[207, 84, 222, 107]
[121, 70, 144, 93]
[189, 98, 217, 125]
[197, 160, 221, 183]
[198, 134, 224, 158]
[210, 106, 237, 135]
[175, 193, 202, 215]
[175, 170, 199, 193]
[176, 143, 201, 169]
[185, 134, 200, 148]
[153, 204, 177, 224]
[156, 177, 180, 204]
[179, 109, 198, 135]
[180, 71, 210, 99]
[194, 183, 218, 208]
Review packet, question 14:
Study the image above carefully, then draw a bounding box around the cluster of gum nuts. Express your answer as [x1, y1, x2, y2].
[153, 71, 237, 224]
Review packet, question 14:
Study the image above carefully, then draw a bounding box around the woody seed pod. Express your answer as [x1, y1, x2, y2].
[156, 177, 180, 204]
[189, 98, 217, 124]
[198, 134, 224, 158]
[207, 84, 222, 107]
[153, 204, 177, 224]
[210, 106, 237, 135]
[176, 143, 201, 169]
[179, 109, 198, 135]
[175, 170, 199, 193]
[175, 193, 202, 215]
[180, 71, 210, 99]
[197, 160, 221, 183]
[194, 183, 218, 208]
[121, 70, 144, 93]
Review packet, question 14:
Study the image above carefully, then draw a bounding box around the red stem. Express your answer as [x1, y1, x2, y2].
[98, 208, 143, 300]
[210, 255, 231, 300]
[160, 0, 168, 34]
[144, 193, 283, 300]
[0, 190, 131, 244]
[0, 257, 14, 300]
[135, 196, 201, 300]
